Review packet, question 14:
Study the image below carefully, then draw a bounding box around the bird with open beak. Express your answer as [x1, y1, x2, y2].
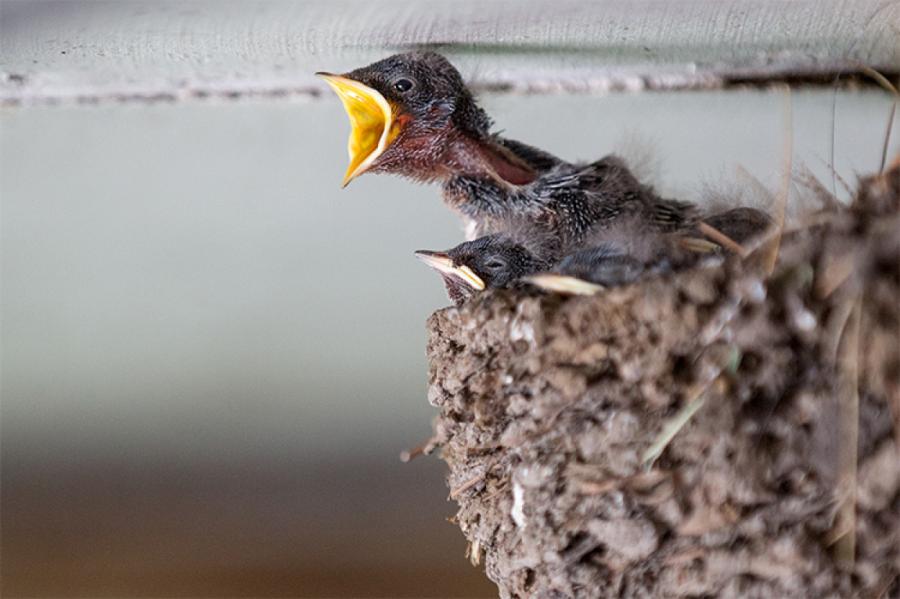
[317, 52, 492, 188]
[318, 52, 706, 249]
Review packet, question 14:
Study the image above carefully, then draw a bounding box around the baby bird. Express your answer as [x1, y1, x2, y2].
[416, 216, 727, 303]
[415, 234, 551, 306]
[319, 52, 699, 249]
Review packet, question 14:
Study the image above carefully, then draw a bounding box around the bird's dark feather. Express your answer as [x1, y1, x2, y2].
[443, 143, 699, 253]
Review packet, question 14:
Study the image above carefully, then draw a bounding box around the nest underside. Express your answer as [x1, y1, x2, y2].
[425, 166, 900, 598]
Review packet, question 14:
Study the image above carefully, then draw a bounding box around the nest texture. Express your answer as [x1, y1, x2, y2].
[425, 166, 900, 598]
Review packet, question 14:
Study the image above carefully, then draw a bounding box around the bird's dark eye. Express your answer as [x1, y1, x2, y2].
[393, 78, 414, 93]
[486, 259, 506, 271]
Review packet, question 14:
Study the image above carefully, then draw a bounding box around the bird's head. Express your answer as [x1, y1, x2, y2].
[317, 52, 491, 186]
[415, 235, 543, 305]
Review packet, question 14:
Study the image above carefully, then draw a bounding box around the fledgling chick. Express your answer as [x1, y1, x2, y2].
[319, 52, 697, 249]
[415, 216, 720, 303]
[415, 234, 552, 305]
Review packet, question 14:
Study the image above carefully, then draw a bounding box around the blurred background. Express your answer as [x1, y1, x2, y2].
[1, 1, 898, 597]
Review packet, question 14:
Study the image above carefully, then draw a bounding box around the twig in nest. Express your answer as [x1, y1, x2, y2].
[830, 295, 861, 570]
[873, 573, 898, 599]
[401, 433, 446, 462]
[818, 156, 856, 199]
[663, 547, 706, 565]
[816, 252, 856, 299]
[578, 478, 627, 495]
[853, 64, 899, 98]
[399, 439, 431, 462]
[734, 164, 775, 205]
[853, 63, 898, 174]
[450, 472, 486, 499]
[696, 221, 748, 257]
[641, 380, 713, 468]
[640, 344, 736, 470]
[879, 99, 896, 175]
[760, 86, 793, 276]
[482, 481, 510, 502]
[795, 163, 843, 212]
[578, 469, 669, 496]
[824, 296, 857, 365]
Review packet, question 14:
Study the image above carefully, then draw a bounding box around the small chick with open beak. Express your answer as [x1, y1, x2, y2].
[319, 52, 700, 248]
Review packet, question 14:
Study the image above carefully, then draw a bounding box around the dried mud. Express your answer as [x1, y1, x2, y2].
[425, 165, 900, 598]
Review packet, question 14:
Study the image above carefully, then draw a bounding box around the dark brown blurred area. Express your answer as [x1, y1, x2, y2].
[2, 452, 493, 597]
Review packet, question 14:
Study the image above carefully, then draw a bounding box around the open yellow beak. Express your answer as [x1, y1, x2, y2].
[317, 73, 400, 187]
[414, 251, 486, 291]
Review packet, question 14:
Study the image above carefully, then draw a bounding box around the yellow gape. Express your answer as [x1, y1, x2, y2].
[317, 74, 400, 187]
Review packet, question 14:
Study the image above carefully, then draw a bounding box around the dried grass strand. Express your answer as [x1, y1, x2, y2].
[761, 86, 793, 276]
[831, 296, 861, 570]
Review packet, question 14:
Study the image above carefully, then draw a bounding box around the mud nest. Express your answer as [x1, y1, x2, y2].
[424, 164, 900, 598]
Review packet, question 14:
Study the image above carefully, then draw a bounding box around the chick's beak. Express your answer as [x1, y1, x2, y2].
[317, 73, 400, 187]
[414, 251, 486, 291]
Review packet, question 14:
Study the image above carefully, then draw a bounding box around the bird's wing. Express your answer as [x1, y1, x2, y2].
[540, 159, 695, 228]
[578, 156, 698, 229]
[579, 155, 642, 191]
[648, 198, 698, 230]
[494, 137, 564, 173]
